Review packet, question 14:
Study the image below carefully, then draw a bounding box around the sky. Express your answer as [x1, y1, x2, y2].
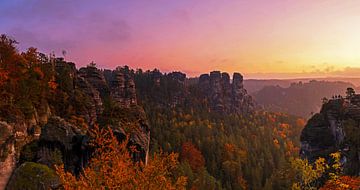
[1, 0, 360, 79]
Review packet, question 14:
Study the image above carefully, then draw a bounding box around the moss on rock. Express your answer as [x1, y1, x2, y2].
[6, 162, 60, 190]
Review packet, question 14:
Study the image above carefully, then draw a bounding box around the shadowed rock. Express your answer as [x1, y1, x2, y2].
[300, 95, 360, 175]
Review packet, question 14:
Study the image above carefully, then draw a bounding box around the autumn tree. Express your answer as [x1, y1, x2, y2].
[56, 125, 187, 190]
[180, 142, 205, 172]
[0, 34, 27, 86]
[320, 176, 360, 190]
[291, 152, 359, 190]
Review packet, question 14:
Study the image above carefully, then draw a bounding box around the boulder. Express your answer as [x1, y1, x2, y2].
[6, 162, 60, 190]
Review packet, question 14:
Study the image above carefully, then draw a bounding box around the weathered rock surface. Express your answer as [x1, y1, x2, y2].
[79, 65, 109, 98]
[135, 70, 254, 114]
[74, 76, 103, 124]
[0, 122, 15, 190]
[106, 68, 137, 107]
[199, 71, 254, 114]
[38, 116, 88, 174]
[300, 95, 360, 175]
[1, 62, 151, 189]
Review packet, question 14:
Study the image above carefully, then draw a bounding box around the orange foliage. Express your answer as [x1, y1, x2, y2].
[279, 131, 287, 139]
[0, 68, 9, 87]
[180, 142, 205, 171]
[237, 176, 248, 190]
[296, 118, 306, 127]
[224, 143, 236, 153]
[285, 140, 299, 156]
[56, 125, 187, 190]
[320, 176, 360, 190]
[48, 81, 58, 90]
[0, 36, 27, 81]
[273, 138, 281, 149]
[279, 123, 290, 129]
[33, 66, 44, 79]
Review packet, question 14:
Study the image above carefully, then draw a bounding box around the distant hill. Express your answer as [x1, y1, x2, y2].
[252, 80, 355, 118]
[244, 77, 360, 94]
[244, 79, 297, 94]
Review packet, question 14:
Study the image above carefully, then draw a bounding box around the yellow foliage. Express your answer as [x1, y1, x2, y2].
[291, 152, 353, 190]
[291, 157, 327, 190]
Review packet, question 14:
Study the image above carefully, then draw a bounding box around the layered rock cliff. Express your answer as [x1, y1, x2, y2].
[0, 60, 150, 189]
[300, 92, 360, 175]
[134, 70, 254, 115]
[199, 71, 254, 114]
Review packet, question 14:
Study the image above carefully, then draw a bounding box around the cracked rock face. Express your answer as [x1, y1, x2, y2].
[107, 69, 137, 107]
[79, 66, 110, 98]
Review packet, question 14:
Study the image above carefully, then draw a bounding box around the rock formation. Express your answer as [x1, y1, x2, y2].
[300, 94, 360, 175]
[0, 61, 150, 189]
[106, 68, 137, 107]
[78, 65, 109, 98]
[1, 61, 254, 188]
[199, 71, 254, 114]
[135, 70, 254, 114]
[74, 76, 103, 124]
[167, 72, 187, 107]
[0, 122, 15, 190]
[6, 162, 61, 190]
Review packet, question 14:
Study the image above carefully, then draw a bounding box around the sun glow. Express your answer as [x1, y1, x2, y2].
[1, 0, 360, 78]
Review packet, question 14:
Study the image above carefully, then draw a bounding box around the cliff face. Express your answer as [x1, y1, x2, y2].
[0, 122, 15, 189]
[300, 94, 360, 175]
[134, 70, 254, 115]
[0, 61, 150, 189]
[199, 71, 254, 114]
[105, 68, 137, 107]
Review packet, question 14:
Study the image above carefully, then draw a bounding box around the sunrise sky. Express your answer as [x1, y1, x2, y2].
[1, 0, 360, 78]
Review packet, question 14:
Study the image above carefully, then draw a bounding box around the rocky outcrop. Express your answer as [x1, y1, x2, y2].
[111, 117, 150, 164]
[0, 118, 40, 190]
[38, 116, 88, 174]
[167, 72, 187, 107]
[168, 72, 186, 84]
[79, 66, 138, 108]
[6, 162, 61, 190]
[78, 66, 109, 98]
[199, 71, 254, 114]
[0, 122, 15, 190]
[107, 69, 137, 107]
[300, 95, 360, 175]
[1, 62, 151, 189]
[75, 76, 103, 124]
[135, 70, 254, 114]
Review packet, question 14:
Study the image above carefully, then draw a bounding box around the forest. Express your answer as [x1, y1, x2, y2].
[0, 34, 359, 190]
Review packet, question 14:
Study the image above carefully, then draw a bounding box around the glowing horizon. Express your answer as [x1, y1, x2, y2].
[1, 0, 360, 79]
